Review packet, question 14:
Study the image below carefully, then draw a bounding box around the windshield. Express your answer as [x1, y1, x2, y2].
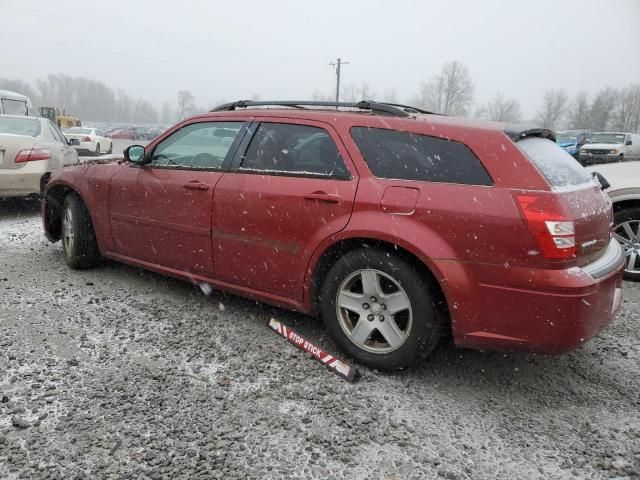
[66, 127, 92, 134]
[589, 133, 626, 144]
[0, 116, 40, 136]
[556, 132, 579, 143]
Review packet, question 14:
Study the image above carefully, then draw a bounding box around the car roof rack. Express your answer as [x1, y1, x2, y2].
[210, 100, 438, 118]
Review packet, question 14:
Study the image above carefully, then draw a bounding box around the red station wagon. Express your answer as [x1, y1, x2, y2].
[41, 100, 625, 370]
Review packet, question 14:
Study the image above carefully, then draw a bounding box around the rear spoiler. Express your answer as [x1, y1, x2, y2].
[504, 124, 556, 142]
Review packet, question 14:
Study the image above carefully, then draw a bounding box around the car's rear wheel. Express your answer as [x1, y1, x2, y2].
[320, 249, 443, 370]
[614, 207, 640, 281]
[61, 193, 100, 269]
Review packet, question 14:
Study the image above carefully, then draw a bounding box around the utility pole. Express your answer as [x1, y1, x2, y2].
[330, 58, 349, 103]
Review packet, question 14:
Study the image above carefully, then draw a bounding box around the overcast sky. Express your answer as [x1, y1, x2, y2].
[2, 0, 639, 118]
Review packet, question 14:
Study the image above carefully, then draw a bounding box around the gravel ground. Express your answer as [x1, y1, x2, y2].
[1, 198, 639, 480]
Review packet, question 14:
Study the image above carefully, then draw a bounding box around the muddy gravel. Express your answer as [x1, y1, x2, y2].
[1, 198, 639, 479]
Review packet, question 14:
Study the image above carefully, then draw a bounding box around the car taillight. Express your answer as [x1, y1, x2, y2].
[515, 193, 576, 260]
[82, 136, 91, 142]
[15, 148, 52, 163]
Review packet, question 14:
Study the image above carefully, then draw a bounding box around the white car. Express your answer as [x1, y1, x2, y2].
[580, 132, 640, 165]
[0, 115, 79, 198]
[64, 127, 113, 155]
[587, 161, 640, 281]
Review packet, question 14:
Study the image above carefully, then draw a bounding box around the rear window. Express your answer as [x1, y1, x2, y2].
[350, 127, 492, 185]
[518, 137, 591, 188]
[1, 98, 28, 115]
[0, 117, 40, 136]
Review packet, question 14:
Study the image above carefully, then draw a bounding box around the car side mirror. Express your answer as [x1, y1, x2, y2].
[67, 138, 80, 146]
[124, 145, 147, 164]
[626, 140, 632, 146]
[592, 171, 610, 190]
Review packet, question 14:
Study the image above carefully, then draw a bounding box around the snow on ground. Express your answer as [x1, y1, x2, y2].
[1, 199, 639, 479]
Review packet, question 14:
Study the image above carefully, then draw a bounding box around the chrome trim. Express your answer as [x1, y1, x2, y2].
[582, 238, 624, 279]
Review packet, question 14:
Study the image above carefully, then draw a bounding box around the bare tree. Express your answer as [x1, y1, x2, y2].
[177, 90, 196, 119]
[414, 61, 474, 115]
[590, 87, 618, 131]
[483, 93, 522, 122]
[341, 82, 375, 102]
[536, 89, 569, 129]
[383, 88, 398, 103]
[567, 91, 591, 129]
[611, 84, 640, 132]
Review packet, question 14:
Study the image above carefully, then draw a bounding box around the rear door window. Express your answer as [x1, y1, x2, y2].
[239, 122, 350, 178]
[518, 137, 592, 188]
[350, 127, 492, 185]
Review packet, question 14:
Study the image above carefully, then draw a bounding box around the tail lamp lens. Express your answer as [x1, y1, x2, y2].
[515, 194, 576, 260]
[15, 148, 52, 163]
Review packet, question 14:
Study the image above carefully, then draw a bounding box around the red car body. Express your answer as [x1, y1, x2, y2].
[42, 107, 624, 355]
[109, 129, 136, 140]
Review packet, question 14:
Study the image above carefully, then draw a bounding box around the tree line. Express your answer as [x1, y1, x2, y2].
[2, 68, 639, 132]
[314, 61, 640, 133]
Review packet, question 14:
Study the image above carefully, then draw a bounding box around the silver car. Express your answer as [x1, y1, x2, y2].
[0, 115, 79, 198]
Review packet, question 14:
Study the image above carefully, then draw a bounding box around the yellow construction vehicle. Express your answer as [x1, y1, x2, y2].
[39, 107, 82, 130]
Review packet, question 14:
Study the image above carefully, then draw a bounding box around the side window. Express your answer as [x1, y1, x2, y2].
[350, 127, 492, 186]
[151, 122, 243, 169]
[240, 123, 349, 178]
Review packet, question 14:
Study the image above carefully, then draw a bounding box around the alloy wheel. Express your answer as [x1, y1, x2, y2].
[613, 220, 640, 275]
[336, 269, 413, 354]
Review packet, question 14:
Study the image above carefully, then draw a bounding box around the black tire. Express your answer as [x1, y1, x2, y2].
[61, 193, 100, 269]
[107, 142, 113, 154]
[95, 143, 101, 155]
[614, 207, 640, 282]
[320, 248, 444, 370]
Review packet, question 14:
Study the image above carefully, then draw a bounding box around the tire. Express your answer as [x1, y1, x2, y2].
[95, 143, 101, 155]
[61, 193, 100, 269]
[613, 207, 640, 282]
[320, 248, 444, 370]
[107, 142, 113, 154]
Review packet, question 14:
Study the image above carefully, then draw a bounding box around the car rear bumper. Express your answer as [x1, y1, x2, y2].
[0, 162, 48, 197]
[438, 239, 625, 354]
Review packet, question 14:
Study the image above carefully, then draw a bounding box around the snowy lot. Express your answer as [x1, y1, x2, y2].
[1, 199, 639, 480]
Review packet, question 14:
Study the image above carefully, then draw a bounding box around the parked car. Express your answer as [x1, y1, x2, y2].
[580, 132, 640, 165]
[0, 89, 32, 115]
[41, 100, 624, 370]
[109, 128, 137, 140]
[587, 161, 640, 281]
[0, 115, 79, 198]
[556, 130, 590, 159]
[64, 127, 113, 155]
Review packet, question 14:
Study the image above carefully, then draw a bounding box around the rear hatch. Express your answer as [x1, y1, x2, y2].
[0, 116, 41, 170]
[516, 136, 612, 267]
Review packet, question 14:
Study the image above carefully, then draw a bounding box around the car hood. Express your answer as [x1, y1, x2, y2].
[586, 161, 640, 194]
[558, 141, 577, 148]
[581, 143, 623, 150]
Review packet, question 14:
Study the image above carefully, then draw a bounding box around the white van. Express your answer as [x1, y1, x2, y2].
[579, 132, 640, 165]
[0, 90, 32, 116]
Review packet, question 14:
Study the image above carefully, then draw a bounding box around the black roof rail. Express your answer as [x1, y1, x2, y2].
[210, 100, 437, 118]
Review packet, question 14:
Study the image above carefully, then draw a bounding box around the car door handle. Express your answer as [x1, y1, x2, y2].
[304, 191, 341, 203]
[183, 181, 210, 191]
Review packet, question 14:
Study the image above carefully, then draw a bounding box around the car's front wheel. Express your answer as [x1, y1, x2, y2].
[320, 248, 443, 370]
[614, 207, 640, 281]
[61, 193, 100, 269]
